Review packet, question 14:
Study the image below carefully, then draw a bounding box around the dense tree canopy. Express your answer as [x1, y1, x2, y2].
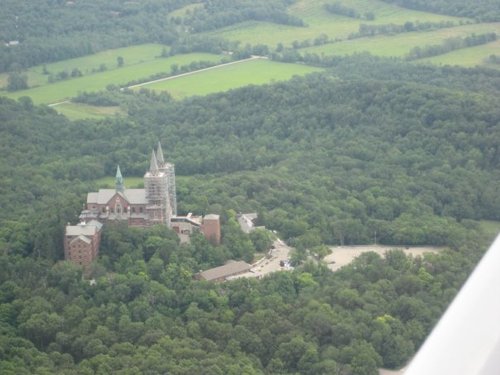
[0, 0, 190, 72]
[381, 0, 500, 21]
[0, 49, 498, 373]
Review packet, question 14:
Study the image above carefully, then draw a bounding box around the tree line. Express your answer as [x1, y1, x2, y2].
[380, 0, 500, 21]
[406, 32, 497, 60]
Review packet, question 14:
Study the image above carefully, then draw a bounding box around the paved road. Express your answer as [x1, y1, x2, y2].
[228, 238, 292, 280]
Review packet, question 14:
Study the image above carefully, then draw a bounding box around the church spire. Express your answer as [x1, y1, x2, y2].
[115, 165, 124, 192]
[156, 141, 165, 166]
[149, 150, 159, 174]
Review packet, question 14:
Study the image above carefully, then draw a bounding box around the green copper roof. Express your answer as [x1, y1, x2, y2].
[115, 165, 124, 192]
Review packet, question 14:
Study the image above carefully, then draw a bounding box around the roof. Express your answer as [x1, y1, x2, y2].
[66, 224, 96, 237]
[171, 216, 202, 226]
[204, 214, 220, 221]
[198, 261, 251, 281]
[70, 235, 92, 245]
[66, 221, 102, 236]
[87, 220, 103, 230]
[237, 213, 258, 233]
[87, 189, 147, 205]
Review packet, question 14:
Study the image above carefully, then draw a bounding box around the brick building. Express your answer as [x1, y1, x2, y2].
[64, 220, 102, 267]
[79, 143, 176, 227]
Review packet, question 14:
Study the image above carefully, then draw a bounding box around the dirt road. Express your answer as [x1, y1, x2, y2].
[127, 55, 267, 89]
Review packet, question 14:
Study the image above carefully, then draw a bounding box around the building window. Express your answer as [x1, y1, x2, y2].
[139, 207, 143, 213]
[132, 207, 136, 213]
[102, 207, 106, 213]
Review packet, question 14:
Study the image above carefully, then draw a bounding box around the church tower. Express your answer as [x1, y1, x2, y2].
[144, 150, 171, 225]
[156, 142, 177, 217]
[115, 165, 124, 193]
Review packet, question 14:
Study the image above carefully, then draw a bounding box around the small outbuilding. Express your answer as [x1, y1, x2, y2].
[196, 261, 251, 282]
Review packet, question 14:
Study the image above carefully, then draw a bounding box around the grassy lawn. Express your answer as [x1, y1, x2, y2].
[301, 22, 500, 58]
[2, 52, 225, 104]
[53, 102, 125, 121]
[139, 59, 324, 99]
[94, 176, 144, 189]
[210, 0, 465, 47]
[416, 39, 500, 68]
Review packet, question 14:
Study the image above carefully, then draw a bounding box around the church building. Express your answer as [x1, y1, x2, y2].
[64, 143, 220, 266]
[79, 142, 176, 227]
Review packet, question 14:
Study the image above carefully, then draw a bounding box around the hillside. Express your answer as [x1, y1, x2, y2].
[1, 60, 499, 373]
[1, 0, 499, 120]
[1, 1, 499, 374]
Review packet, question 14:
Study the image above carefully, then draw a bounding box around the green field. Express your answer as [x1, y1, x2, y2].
[139, 58, 324, 99]
[0, 44, 166, 89]
[53, 102, 124, 121]
[2, 52, 225, 104]
[417, 39, 500, 68]
[301, 22, 500, 58]
[210, 0, 465, 47]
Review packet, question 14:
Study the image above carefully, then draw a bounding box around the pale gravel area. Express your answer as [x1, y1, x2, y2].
[325, 244, 444, 271]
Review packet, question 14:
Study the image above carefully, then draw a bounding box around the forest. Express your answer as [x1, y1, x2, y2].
[0, 0, 188, 72]
[1, 55, 499, 373]
[1, 0, 500, 373]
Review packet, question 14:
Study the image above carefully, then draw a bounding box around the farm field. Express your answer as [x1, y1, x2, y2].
[53, 102, 124, 121]
[138, 59, 324, 99]
[301, 22, 500, 58]
[3, 52, 225, 104]
[0, 44, 166, 89]
[416, 39, 500, 68]
[210, 0, 465, 47]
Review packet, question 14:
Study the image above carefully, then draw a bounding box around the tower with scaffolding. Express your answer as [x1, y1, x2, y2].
[144, 143, 176, 225]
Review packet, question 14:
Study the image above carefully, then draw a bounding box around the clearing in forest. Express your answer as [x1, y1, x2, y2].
[3, 52, 225, 104]
[137, 59, 324, 99]
[210, 0, 465, 47]
[301, 22, 500, 58]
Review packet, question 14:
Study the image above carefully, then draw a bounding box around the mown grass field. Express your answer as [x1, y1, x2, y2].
[416, 39, 500, 68]
[210, 0, 465, 47]
[3, 52, 225, 104]
[0, 44, 166, 89]
[301, 22, 500, 58]
[138, 58, 324, 99]
[53, 102, 124, 121]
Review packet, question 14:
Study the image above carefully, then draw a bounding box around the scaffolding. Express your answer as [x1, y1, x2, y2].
[144, 172, 171, 225]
